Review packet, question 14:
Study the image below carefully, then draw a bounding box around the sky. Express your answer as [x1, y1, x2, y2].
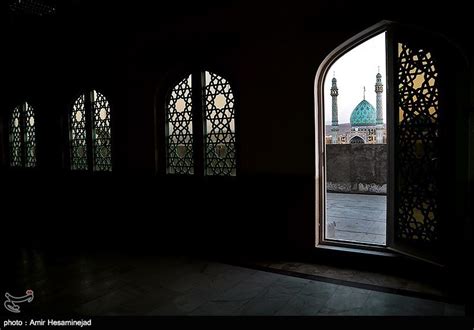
[324, 32, 386, 125]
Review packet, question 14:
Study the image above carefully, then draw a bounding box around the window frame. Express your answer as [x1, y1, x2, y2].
[8, 101, 38, 169]
[66, 89, 114, 173]
[161, 69, 239, 178]
[314, 21, 394, 253]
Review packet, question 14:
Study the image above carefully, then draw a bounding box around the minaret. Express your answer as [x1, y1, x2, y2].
[375, 68, 384, 143]
[330, 73, 339, 144]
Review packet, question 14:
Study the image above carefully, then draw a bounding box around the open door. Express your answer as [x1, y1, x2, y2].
[386, 24, 466, 265]
[315, 21, 469, 266]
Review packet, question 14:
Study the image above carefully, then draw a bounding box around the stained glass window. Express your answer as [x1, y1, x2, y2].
[69, 90, 112, 172]
[9, 102, 36, 168]
[165, 71, 236, 176]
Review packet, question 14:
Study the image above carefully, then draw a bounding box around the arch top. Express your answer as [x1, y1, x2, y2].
[315, 20, 394, 91]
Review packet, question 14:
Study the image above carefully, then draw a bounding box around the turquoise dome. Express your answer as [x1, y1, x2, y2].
[350, 100, 376, 126]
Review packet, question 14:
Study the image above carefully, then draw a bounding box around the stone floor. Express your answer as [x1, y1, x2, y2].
[251, 259, 444, 297]
[2, 251, 464, 316]
[326, 192, 386, 245]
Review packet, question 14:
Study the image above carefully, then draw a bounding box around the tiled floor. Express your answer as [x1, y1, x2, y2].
[326, 192, 386, 245]
[3, 251, 464, 316]
[252, 260, 444, 297]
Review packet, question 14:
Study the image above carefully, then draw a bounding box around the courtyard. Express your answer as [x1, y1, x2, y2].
[326, 193, 386, 245]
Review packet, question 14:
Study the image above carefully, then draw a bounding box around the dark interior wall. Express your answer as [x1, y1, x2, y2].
[0, 0, 472, 264]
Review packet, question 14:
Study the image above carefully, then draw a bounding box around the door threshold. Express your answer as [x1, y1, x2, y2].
[316, 243, 397, 257]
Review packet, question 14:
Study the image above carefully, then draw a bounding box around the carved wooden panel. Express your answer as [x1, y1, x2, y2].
[396, 43, 440, 242]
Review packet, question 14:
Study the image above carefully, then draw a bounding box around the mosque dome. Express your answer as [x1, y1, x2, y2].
[350, 100, 376, 126]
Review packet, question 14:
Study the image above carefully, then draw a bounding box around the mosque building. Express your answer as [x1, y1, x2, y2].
[326, 71, 386, 144]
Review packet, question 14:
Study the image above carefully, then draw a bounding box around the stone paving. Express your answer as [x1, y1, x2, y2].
[326, 192, 386, 245]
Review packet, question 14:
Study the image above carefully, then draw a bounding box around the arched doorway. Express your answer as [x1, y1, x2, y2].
[314, 21, 469, 265]
[317, 28, 388, 247]
[349, 136, 365, 144]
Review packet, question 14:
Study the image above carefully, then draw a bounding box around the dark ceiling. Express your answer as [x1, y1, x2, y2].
[1, 0, 472, 95]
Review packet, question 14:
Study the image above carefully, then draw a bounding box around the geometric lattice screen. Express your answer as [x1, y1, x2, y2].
[9, 106, 22, 167]
[91, 91, 112, 171]
[166, 74, 194, 175]
[70, 90, 112, 171]
[70, 94, 88, 170]
[204, 71, 236, 176]
[9, 102, 36, 168]
[396, 43, 440, 243]
[165, 71, 236, 176]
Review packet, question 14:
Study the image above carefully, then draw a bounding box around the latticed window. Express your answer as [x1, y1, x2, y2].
[165, 71, 236, 176]
[9, 102, 36, 168]
[166, 74, 194, 175]
[69, 90, 112, 172]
